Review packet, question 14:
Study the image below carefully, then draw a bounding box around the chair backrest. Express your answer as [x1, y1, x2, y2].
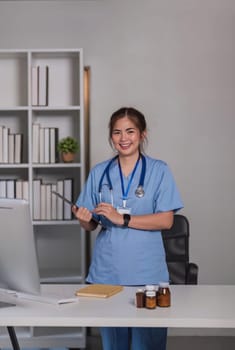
[161, 214, 197, 284]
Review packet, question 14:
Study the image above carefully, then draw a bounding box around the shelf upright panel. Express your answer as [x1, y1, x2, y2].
[0, 49, 87, 349]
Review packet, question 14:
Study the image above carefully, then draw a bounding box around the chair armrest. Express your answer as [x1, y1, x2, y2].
[186, 263, 199, 285]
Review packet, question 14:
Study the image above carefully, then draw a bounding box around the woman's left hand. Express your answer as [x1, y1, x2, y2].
[93, 202, 123, 226]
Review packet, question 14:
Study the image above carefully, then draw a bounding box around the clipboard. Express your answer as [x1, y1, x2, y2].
[52, 191, 76, 207]
[75, 284, 123, 298]
[52, 191, 100, 225]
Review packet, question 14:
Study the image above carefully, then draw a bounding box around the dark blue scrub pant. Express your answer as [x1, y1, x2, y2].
[100, 327, 167, 350]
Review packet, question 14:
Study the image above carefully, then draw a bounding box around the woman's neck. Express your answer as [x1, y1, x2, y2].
[118, 152, 140, 177]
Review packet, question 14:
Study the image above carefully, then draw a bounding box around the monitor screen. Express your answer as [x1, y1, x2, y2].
[0, 198, 41, 295]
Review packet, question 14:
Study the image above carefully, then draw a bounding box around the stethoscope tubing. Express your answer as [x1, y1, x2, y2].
[98, 153, 146, 196]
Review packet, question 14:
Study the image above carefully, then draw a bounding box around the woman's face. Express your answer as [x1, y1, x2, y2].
[111, 116, 145, 158]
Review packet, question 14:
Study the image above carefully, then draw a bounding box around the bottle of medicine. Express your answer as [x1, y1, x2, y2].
[157, 282, 171, 307]
[145, 285, 157, 309]
[135, 288, 145, 308]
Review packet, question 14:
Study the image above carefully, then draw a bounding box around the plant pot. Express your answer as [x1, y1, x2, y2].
[61, 152, 75, 163]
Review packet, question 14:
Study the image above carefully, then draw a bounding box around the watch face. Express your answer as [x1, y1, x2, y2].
[123, 213, 131, 227]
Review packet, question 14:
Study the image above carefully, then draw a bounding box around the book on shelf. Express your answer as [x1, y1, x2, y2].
[39, 127, 45, 163]
[2, 126, 9, 163]
[6, 180, 15, 199]
[15, 180, 23, 199]
[8, 133, 15, 164]
[33, 179, 41, 220]
[14, 133, 23, 163]
[38, 65, 49, 106]
[33, 124, 60, 164]
[31, 179, 74, 221]
[46, 184, 52, 220]
[31, 66, 39, 106]
[44, 127, 50, 164]
[51, 183, 57, 220]
[32, 123, 40, 163]
[56, 180, 64, 220]
[0, 125, 3, 163]
[40, 184, 47, 220]
[22, 181, 29, 201]
[0, 179, 28, 200]
[63, 178, 73, 220]
[49, 127, 59, 163]
[0, 180, 6, 198]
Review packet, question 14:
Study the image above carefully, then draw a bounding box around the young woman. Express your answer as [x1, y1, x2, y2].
[73, 107, 183, 350]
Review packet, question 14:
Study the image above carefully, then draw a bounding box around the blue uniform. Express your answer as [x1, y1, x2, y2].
[76, 155, 183, 350]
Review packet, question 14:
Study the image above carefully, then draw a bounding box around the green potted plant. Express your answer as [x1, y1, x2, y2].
[57, 136, 79, 163]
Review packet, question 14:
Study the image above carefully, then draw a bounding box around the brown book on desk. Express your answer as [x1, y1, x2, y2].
[75, 284, 123, 298]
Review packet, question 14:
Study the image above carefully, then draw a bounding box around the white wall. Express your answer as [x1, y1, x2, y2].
[1, 0, 235, 285]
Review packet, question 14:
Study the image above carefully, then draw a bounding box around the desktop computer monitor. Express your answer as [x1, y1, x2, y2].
[0, 198, 41, 295]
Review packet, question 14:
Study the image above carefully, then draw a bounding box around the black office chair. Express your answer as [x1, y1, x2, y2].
[161, 214, 198, 285]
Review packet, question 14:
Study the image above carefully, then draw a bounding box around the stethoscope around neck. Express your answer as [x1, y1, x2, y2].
[98, 153, 146, 205]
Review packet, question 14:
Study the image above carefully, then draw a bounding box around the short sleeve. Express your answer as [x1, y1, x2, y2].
[154, 163, 183, 213]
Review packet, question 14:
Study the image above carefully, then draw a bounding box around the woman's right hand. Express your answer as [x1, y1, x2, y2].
[72, 205, 98, 231]
[72, 205, 93, 223]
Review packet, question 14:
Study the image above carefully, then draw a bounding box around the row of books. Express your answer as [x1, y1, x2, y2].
[31, 65, 49, 106]
[0, 179, 29, 200]
[32, 123, 59, 164]
[0, 126, 23, 163]
[33, 178, 74, 221]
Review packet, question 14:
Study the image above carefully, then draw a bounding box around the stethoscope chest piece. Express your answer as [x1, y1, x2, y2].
[135, 186, 145, 198]
[99, 153, 146, 202]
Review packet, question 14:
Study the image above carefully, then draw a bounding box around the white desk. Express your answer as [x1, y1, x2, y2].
[0, 284, 235, 329]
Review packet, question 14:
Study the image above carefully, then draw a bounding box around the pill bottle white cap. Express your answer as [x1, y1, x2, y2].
[159, 282, 170, 288]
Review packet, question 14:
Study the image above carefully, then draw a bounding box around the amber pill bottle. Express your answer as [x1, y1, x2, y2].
[157, 282, 171, 307]
[145, 285, 157, 309]
[135, 288, 145, 308]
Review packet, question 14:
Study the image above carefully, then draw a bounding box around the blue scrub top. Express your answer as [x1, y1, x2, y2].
[76, 155, 183, 286]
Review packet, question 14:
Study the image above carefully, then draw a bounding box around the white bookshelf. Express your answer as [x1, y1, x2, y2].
[0, 49, 87, 348]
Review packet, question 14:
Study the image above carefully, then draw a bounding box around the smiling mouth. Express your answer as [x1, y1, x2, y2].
[119, 143, 131, 149]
